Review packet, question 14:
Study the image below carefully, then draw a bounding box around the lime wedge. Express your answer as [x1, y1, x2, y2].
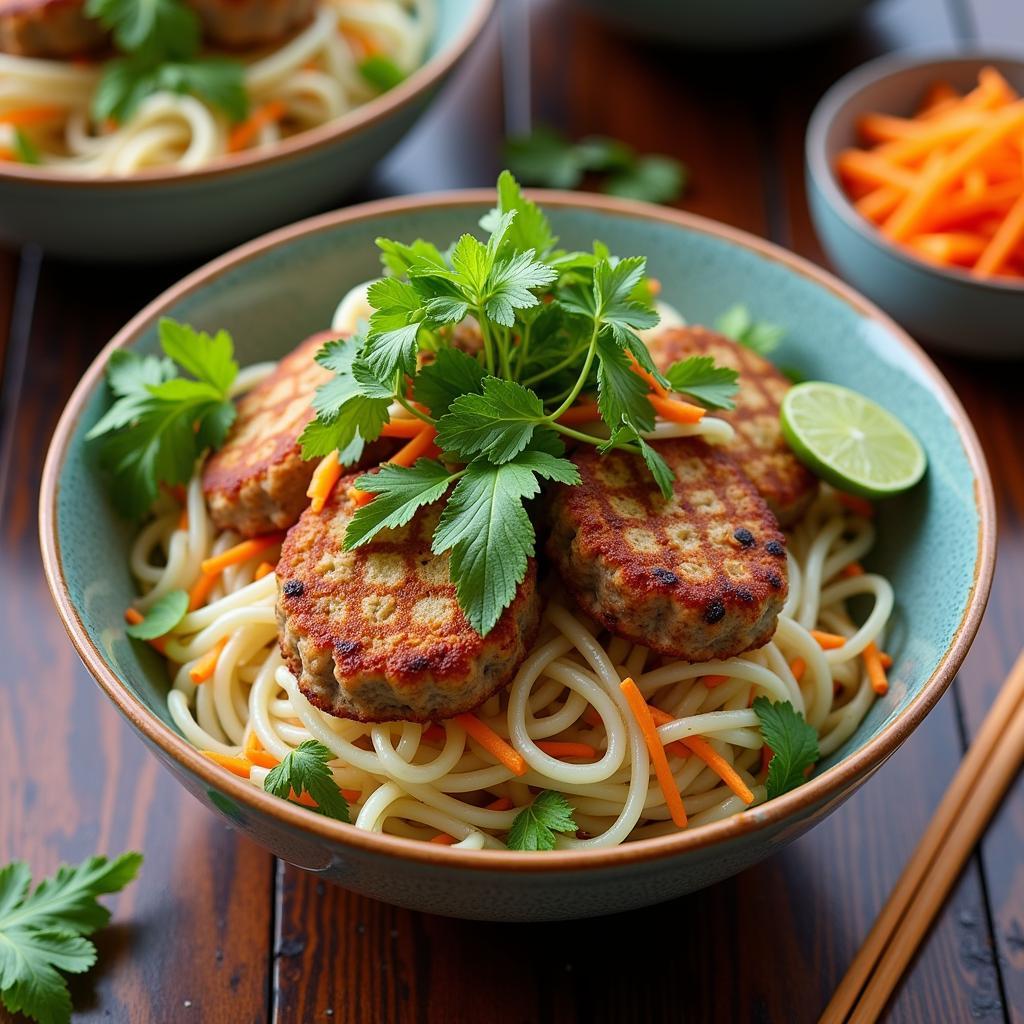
[780, 382, 926, 499]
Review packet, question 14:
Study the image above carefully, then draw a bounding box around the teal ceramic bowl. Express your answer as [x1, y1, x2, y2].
[40, 191, 995, 921]
[806, 50, 1024, 358]
[0, 0, 492, 262]
[578, 0, 874, 50]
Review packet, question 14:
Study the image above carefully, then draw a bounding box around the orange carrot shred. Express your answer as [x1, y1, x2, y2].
[683, 735, 755, 805]
[790, 657, 807, 682]
[380, 418, 431, 438]
[350, 487, 374, 507]
[702, 674, 730, 688]
[556, 402, 604, 426]
[811, 629, 847, 650]
[485, 796, 513, 811]
[188, 570, 220, 611]
[645, 706, 691, 760]
[201, 750, 251, 778]
[201, 532, 284, 575]
[431, 833, 457, 845]
[974, 190, 1024, 275]
[761, 745, 773, 775]
[254, 561, 275, 580]
[649, 394, 706, 424]
[626, 351, 670, 399]
[178, 507, 189, 531]
[864, 641, 890, 696]
[880, 651, 894, 669]
[581, 706, 603, 728]
[228, 100, 288, 153]
[840, 562, 865, 579]
[454, 713, 527, 776]
[535, 741, 598, 760]
[422, 723, 445, 743]
[0, 105, 64, 126]
[307, 450, 342, 514]
[189, 637, 228, 684]
[620, 678, 687, 827]
[836, 492, 875, 517]
[123, 607, 168, 654]
[244, 733, 281, 770]
[387, 426, 439, 468]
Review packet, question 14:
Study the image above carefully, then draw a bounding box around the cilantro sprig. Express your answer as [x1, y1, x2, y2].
[85, 0, 248, 124]
[0, 851, 142, 1024]
[715, 304, 785, 356]
[507, 791, 578, 851]
[87, 318, 238, 520]
[304, 171, 738, 635]
[752, 697, 819, 799]
[264, 740, 351, 822]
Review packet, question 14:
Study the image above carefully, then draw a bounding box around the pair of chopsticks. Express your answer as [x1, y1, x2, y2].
[822, 649, 1024, 1023]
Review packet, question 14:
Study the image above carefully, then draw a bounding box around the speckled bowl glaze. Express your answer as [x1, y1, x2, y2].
[40, 191, 995, 921]
[0, 0, 492, 262]
[806, 50, 1024, 358]
[578, 0, 874, 50]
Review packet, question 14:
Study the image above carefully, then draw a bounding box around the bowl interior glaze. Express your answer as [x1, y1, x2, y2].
[44, 194, 993, 884]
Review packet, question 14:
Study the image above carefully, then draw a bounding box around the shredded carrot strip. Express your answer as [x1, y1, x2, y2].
[380, 418, 430, 438]
[702, 674, 730, 688]
[647, 277, 662, 296]
[835, 491, 874, 517]
[244, 732, 281, 770]
[342, 788, 361, 803]
[228, 100, 288, 153]
[836, 149, 918, 191]
[485, 796, 513, 811]
[964, 166, 988, 198]
[811, 629, 847, 650]
[535, 741, 598, 760]
[291, 789, 318, 808]
[880, 651, 894, 669]
[557, 403, 604, 426]
[648, 394, 705, 424]
[201, 750, 252, 778]
[646, 706, 692, 760]
[761, 745, 773, 775]
[917, 80, 958, 116]
[790, 657, 807, 681]
[683, 735, 755, 805]
[188, 570, 220, 611]
[855, 185, 904, 223]
[307, 450, 342, 514]
[178, 507, 189, 531]
[350, 487, 374, 507]
[864, 641, 890, 696]
[200, 532, 284, 575]
[454, 713, 527, 776]
[875, 113, 987, 165]
[189, 637, 228, 684]
[430, 833, 457, 845]
[0, 105, 64, 126]
[581, 706, 603, 728]
[386, 427, 438, 468]
[974, 191, 1024, 275]
[626, 351, 670, 399]
[254, 561, 275, 580]
[840, 562, 865, 578]
[422, 723, 445, 743]
[620, 678, 687, 827]
[341, 25, 379, 59]
[123, 607, 168, 654]
[857, 112, 925, 144]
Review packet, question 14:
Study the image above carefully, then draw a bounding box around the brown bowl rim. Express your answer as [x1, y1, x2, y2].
[39, 188, 996, 873]
[805, 46, 1024, 294]
[0, 0, 494, 189]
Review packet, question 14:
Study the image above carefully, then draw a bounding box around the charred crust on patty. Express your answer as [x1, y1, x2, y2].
[733, 527, 755, 548]
[765, 540, 786, 557]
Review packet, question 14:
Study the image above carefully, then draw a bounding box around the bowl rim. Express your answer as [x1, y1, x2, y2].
[39, 188, 996, 873]
[0, 0, 494, 190]
[805, 45, 1024, 294]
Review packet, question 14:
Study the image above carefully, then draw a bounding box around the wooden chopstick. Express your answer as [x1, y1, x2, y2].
[821, 649, 1024, 1023]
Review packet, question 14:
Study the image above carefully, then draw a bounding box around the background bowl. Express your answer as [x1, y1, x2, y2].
[0, 0, 492, 263]
[577, 0, 874, 50]
[806, 49, 1024, 358]
[40, 191, 994, 921]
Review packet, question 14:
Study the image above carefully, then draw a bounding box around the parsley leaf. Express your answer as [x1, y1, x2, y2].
[436, 377, 547, 464]
[752, 697, 819, 800]
[124, 590, 188, 639]
[0, 852, 142, 1024]
[715, 304, 785, 356]
[664, 355, 740, 410]
[432, 451, 579, 634]
[595, 332, 655, 435]
[507, 791, 577, 851]
[412, 348, 485, 418]
[87, 319, 238, 519]
[264, 740, 350, 822]
[359, 54, 406, 91]
[345, 459, 457, 548]
[85, 0, 198, 57]
[12, 129, 40, 165]
[480, 169, 558, 258]
[605, 155, 688, 204]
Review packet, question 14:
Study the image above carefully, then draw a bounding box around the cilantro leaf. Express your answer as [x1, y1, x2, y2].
[595, 333, 654, 435]
[376, 237, 448, 277]
[432, 451, 578, 634]
[484, 250, 557, 327]
[636, 437, 675, 498]
[753, 697, 819, 800]
[663, 355, 739, 410]
[507, 791, 577, 851]
[605, 155, 688, 204]
[157, 318, 237, 393]
[124, 590, 188, 639]
[264, 740, 350, 822]
[412, 348, 485, 418]
[505, 128, 585, 189]
[436, 378, 546, 464]
[0, 852, 142, 1024]
[359, 54, 405, 92]
[12, 129, 40, 165]
[85, 0, 198, 58]
[715, 304, 785, 356]
[479, 169, 558, 258]
[345, 459, 456, 548]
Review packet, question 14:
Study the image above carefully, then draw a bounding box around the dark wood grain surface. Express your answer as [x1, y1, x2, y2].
[1, 1, 1022, 1021]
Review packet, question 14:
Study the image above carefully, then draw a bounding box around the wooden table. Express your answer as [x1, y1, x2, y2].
[2, 1, 1023, 1020]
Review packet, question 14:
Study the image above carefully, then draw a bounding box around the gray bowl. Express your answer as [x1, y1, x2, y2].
[578, 0, 874, 50]
[806, 49, 1024, 358]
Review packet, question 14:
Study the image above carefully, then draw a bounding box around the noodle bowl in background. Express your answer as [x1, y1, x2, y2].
[0, 0, 433, 175]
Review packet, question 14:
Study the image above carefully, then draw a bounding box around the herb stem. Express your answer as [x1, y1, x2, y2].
[547, 322, 601, 421]
[552, 422, 641, 455]
[476, 310, 496, 375]
[521, 341, 589, 388]
[394, 389, 436, 425]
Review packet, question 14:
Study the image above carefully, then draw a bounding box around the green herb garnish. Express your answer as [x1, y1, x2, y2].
[87, 318, 238, 519]
[715, 303, 785, 356]
[0, 852, 142, 1024]
[264, 740, 351, 822]
[752, 697, 819, 799]
[304, 171, 736, 635]
[507, 791, 577, 851]
[12, 128, 40, 165]
[86, 0, 248, 123]
[359, 55, 406, 92]
[505, 128, 687, 204]
[124, 590, 188, 639]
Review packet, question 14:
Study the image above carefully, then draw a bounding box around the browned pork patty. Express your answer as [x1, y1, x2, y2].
[0, 0, 104, 57]
[187, 0, 316, 48]
[547, 438, 788, 662]
[276, 484, 542, 722]
[648, 326, 818, 526]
